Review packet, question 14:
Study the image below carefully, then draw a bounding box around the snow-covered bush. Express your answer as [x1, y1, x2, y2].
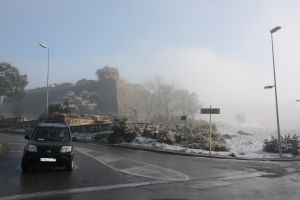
[140, 125, 182, 145]
[158, 131, 177, 145]
[136, 124, 161, 139]
[123, 128, 139, 143]
[263, 134, 299, 155]
[141, 128, 159, 139]
[137, 123, 229, 151]
[108, 118, 138, 143]
[72, 119, 229, 153]
[187, 127, 230, 152]
[174, 133, 183, 143]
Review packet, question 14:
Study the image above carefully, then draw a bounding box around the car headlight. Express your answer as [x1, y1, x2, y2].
[61, 146, 72, 153]
[26, 145, 37, 152]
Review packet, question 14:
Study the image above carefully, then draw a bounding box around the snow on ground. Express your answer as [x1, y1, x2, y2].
[131, 137, 185, 152]
[130, 136, 285, 158]
[131, 136, 229, 156]
[216, 121, 300, 158]
[130, 122, 300, 158]
[70, 122, 300, 158]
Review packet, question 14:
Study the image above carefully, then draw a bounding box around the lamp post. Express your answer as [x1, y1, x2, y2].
[130, 107, 137, 124]
[39, 43, 50, 119]
[269, 26, 282, 156]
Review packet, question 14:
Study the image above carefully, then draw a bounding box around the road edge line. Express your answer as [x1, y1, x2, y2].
[0, 180, 166, 200]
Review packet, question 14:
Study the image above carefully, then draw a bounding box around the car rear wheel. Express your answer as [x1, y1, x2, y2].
[66, 160, 74, 171]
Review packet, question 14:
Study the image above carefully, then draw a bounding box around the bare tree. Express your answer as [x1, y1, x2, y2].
[140, 77, 201, 126]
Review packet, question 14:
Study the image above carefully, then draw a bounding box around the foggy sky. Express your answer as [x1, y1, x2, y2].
[1, 0, 300, 128]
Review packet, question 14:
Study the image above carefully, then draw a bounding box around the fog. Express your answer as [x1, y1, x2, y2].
[2, 1, 300, 129]
[109, 2, 300, 129]
[113, 45, 300, 129]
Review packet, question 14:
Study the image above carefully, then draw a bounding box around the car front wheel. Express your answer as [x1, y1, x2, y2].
[66, 160, 74, 171]
[21, 160, 30, 173]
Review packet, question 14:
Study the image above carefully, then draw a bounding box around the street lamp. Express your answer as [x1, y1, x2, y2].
[264, 85, 274, 89]
[130, 107, 137, 123]
[268, 26, 282, 156]
[39, 43, 50, 119]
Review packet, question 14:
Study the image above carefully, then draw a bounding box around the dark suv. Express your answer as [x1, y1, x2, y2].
[21, 122, 74, 172]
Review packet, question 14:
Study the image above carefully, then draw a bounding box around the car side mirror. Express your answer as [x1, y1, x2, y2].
[72, 136, 78, 141]
[24, 135, 30, 140]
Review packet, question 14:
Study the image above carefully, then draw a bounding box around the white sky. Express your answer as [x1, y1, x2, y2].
[2, 0, 300, 128]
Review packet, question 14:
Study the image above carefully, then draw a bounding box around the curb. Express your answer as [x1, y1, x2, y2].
[109, 144, 300, 162]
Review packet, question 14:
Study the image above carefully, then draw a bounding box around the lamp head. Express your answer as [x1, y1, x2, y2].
[270, 26, 281, 33]
[39, 43, 48, 48]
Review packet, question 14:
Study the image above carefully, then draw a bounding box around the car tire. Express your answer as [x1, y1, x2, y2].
[21, 161, 30, 173]
[66, 160, 74, 171]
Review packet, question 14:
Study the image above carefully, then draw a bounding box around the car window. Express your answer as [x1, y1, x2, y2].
[31, 127, 70, 142]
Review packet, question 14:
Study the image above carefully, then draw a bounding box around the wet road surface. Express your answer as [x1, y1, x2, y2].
[1, 132, 300, 200]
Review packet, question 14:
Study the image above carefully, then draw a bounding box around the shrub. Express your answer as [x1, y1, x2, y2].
[186, 128, 230, 152]
[263, 134, 299, 155]
[158, 131, 177, 145]
[141, 129, 159, 139]
[108, 118, 138, 143]
[123, 128, 138, 143]
[108, 120, 229, 152]
[229, 153, 236, 157]
[174, 134, 183, 143]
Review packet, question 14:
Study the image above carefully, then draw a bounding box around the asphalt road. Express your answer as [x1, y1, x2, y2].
[1, 132, 300, 200]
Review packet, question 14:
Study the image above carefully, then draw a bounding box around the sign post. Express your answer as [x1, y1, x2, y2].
[201, 106, 220, 155]
[181, 115, 187, 149]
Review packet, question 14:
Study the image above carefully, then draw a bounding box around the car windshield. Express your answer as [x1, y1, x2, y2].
[31, 127, 70, 142]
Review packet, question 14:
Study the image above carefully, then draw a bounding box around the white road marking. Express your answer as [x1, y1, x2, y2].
[97, 155, 122, 163]
[0, 180, 165, 200]
[76, 147, 189, 181]
[9, 151, 23, 153]
[121, 165, 189, 181]
[220, 171, 273, 181]
[189, 171, 273, 190]
[190, 180, 235, 189]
